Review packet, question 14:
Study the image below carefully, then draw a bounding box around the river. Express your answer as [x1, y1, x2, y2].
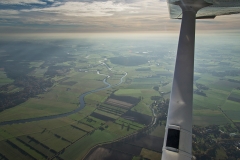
[0, 72, 127, 126]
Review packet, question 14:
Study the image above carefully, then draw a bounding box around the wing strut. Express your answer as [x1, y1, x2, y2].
[161, 1, 211, 159]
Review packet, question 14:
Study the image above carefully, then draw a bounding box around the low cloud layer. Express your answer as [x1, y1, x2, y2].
[22, 1, 138, 17]
[0, 0, 240, 33]
[0, 0, 48, 5]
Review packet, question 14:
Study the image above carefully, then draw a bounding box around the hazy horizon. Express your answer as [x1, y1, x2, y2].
[0, 0, 240, 34]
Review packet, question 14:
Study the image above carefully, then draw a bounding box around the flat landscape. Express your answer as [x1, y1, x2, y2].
[0, 33, 240, 159]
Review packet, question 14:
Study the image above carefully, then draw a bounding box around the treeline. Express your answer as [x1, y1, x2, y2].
[194, 90, 207, 97]
[0, 152, 8, 160]
[194, 83, 208, 97]
[212, 70, 240, 77]
[6, 140, 36, 160]
[228, 79, 240, 84]
[44, 65, 71, 77]
[109, 94, 141, 105]
[228, 96, 240, 103]
[17, 137, 48, 158]
[196, 83, 209, 90]
[135, 67, 151, 71]
[110, 56, 147, 66]
[27, 136, 57, 154]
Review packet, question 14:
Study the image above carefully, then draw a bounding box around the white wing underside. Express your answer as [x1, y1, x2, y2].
[168, 0, 240, 19]
[162, 1, 240, 160]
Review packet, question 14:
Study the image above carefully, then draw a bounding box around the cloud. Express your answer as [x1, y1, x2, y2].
[0, 10, 20, 19]
[0, 0, 178, 33]
[129, 11, 139, 13]
[0, 10, 19, 14]
[0, 0, 46, 5]
[22, 1, 138, 17]
[18, 0, 170, 25]
[0, 0, 240, 33]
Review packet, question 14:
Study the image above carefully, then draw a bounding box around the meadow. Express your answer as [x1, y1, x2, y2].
[0, 34, 240, 159]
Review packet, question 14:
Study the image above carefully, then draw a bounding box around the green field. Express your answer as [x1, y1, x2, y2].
[140, 148, 162, 160]
[0, 71, 14, 86]
[50, 125, 87, 142]
[59, 130, 119, 159]
[0, 35, 240, 160]
[115, 88, 159, 114]
[150, 125, 165, 137]
[193, 109, 230, 126]
[132, 101, 152, 116]
[229, 89, 240, 98]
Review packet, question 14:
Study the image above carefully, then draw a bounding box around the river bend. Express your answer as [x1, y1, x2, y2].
[0, 72, 127, 126]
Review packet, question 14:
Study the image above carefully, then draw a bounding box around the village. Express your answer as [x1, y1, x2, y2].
[0, 76, 53, 111]
[153, 96, 240, 160]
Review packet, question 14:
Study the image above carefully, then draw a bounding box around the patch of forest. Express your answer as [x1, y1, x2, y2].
[212, 70, 240, 77]
[0, 76, 53, 111]
[110, 56, 147, 66]
[108, 94, 140, 105]
[121, 111, 152, 125]
[44, 66, 71, 77]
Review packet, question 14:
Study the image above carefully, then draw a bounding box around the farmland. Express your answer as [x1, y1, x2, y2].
[0, 33, 240, 159]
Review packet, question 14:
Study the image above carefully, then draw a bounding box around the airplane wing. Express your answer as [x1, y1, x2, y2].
[168, 0, 240, 19]
[161, 0, 240, 160]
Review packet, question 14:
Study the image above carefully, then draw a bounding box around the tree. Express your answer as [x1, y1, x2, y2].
[127, 125, 130, 131]
[153, 86, 159, 91]
[121, 123, 124, 129]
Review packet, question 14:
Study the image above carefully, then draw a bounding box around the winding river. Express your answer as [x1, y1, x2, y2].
[0, 71, 127, 126]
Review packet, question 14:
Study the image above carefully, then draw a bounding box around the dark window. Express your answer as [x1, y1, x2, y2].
[166, 128, 180, 149]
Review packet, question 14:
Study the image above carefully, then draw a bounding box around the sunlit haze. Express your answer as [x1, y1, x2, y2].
[1, 1, 240, 160]
[0, 0, 240, 34]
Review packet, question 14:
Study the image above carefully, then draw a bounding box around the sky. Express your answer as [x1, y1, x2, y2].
[0, 0, 240, 33]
